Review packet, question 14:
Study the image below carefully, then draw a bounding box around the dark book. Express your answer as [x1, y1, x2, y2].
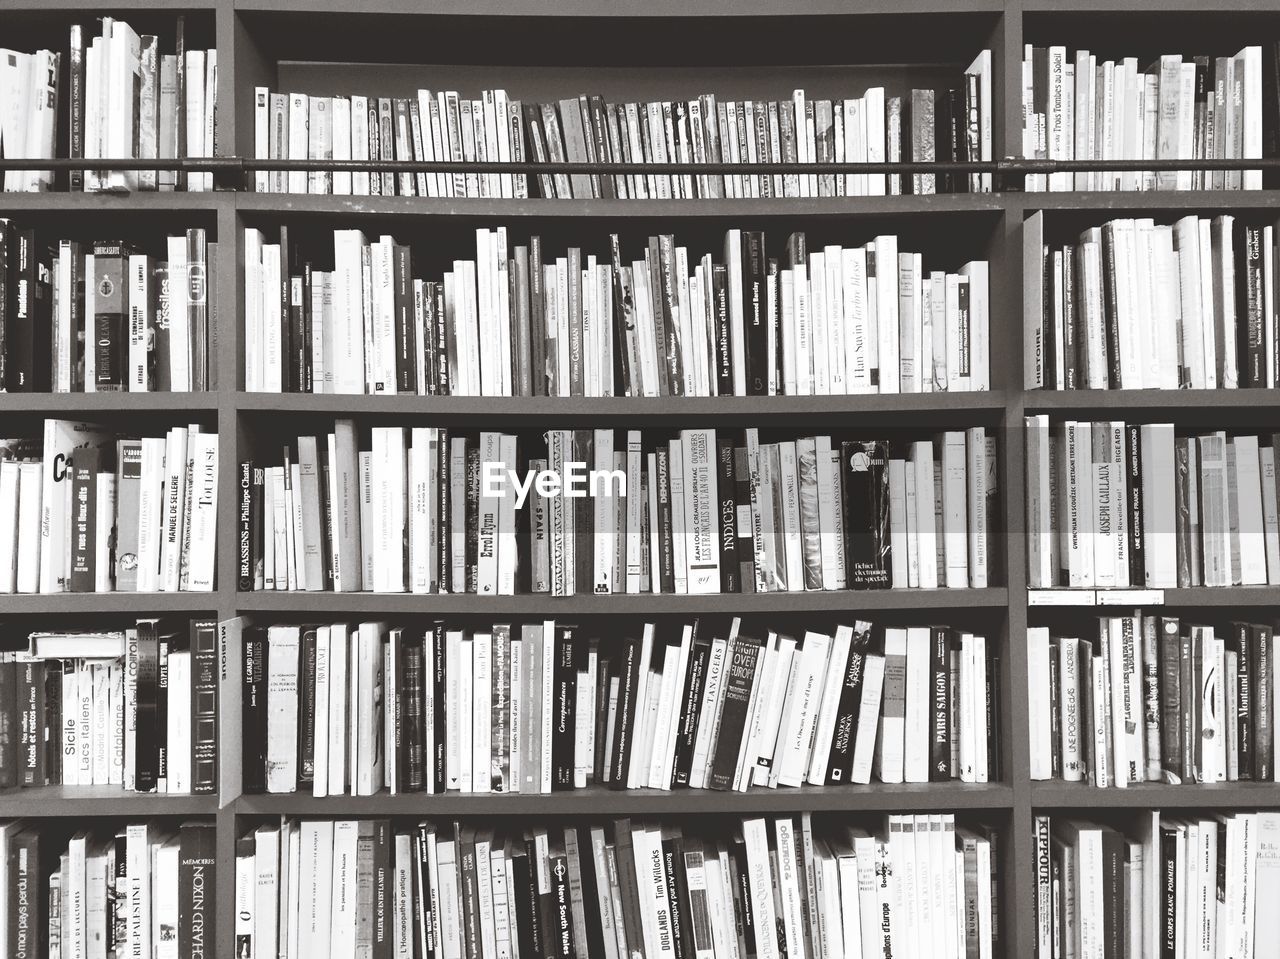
[1243, 225, 1265, 387]
[712, 263, 733, 396]
[655, 447, 676, 593]
[43, 662, 61, 785]
[89, 240, 130, 391]
[153, 261, 173, 392]
[574, 826, 608, 958]
[513, 245, 533, 397]
[716, 438, 741, 594]
[242, 627, 267, 794]
[17, 657, 45, 787]
[1126, 425, 1145, 586]
[288, 274, 305, 392]
[189, 619, 219, 794]
[11, 229, 51, 391]
[611, 821, 647, 959]
[840, 440, 892, 588]
[178, 822, 217, 959]
[1230, 623, 1254, 780]
[1048, 639, 1062, 778]
[7, 826, 41, 958]
[1100, 827, 1126, 959]
[549, 842, 575, 958]
[662, 831, 691, 959]
[728, 835, 757, 958]
[465, 445, 480, 592]
[657, 235, 685, 395]
[511, 844, 542, 959]
[930, 626, 955, 781]
[297, 626, 317, 786]
[402, 637, 425, 792]
[707, 633, 765, 791]
[530, 236, 547, 395]
[732, 447, 755, 591]
[742, 231, 768, 395]
[672, 631, 711, 788]
[1101, 222, 1123, 388]
[135, 620, 160, 792]
[0, 655, 16, 789]
[1062, 243, 1079, 389]
[571, 431, 593, 594]
[607, 637, 643, 788]
[551, 625, 578, 791]
[458, 829, 481, 959]
[1160, 823, 1179, 959]
[588, 96, 614, 200]
[302, 264, 314, 392]
[433, 283, 449, 395]
[0, 223, 9, 390]
[373, 820, 393, 959]
[68, 444, 101, 592]
[431, 624, 447, 792]
[156, 635, 172, 786]
[68, 25, 85, 191]
[389, 245, 413, 395]
[825, 622, 874, 784]
[646, 238, 671, 396]
[436, 428, 451, 593]
[987, 651, 1002, 782]
[1252, 624, 1273, 780]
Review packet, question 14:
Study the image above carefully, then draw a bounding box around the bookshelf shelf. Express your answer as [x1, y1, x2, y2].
[0, 191, 229, 213]
[1022, 388, 1280, 413]
[0, 392, 220, 414]
[234, 587, 1010, 616]
[1007, 189, 1280, 212]
[0, 786, 218, 817]
[231, 0, 1005, 17]
[234, 782, 1013, 817]
[0, 593, 219, 614]
[1031, 782, 1280, 809]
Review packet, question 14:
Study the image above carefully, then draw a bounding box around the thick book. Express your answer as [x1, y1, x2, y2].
[178, 822, 217, 958]
[189, 618, 218, 794]
[841, 440, 892, 588]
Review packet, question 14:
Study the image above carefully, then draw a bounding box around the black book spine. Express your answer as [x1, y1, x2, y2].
[663, 837, 689, 959]
[302, 263, 314, 392]
[608, 638, 641, 788]
[743, 231, 768, 395]
[671, 636, 711, 788]
[459, 836, 480, 959]
[136, 625, 159, 792]
[572, 431, 593, 593]
[530, 235, 546, 396]
[1245, 225, 1265, 387]
[297, 626, 317, 786]
[552, 626, 578, 791]
[288, 274, 305, 392]
[712, 263, 733, 396]
[512, 850, 540, 958]
[190, 618, 219, 794]
[987, 651, 1002, 782]
[13, 229, 51, 391]
[1063, 244, 1079, 389]
[826, 625, 872, 784]
[177, 822, 217, 959]
[17, 657, 45, 787]
[238, 461, 254, 591]
[1232, 623, 1254, 779]
[730, 839, 757, 958]
[465, 447, 479, 593]
[0, 656, 16, 789]
[251, 468, 264, 589]
[436, 428, 450, 592]
[732, 447, 755, 592]
[373, 820, 393, 959]
[574, 826, 607, 957]
[434, 283, 449, 395]
[1160, 826, 1178, 959]
[1101, 224, 1123, 388]
[1126, 425, 1145, 586]
[1048, 641, 1061, 778]
[11, 827, 41, 958]
[657, 235, 685, 395]
[840, 440, 892, 588]
[1253, 625, 1273, 780]
[1158, 617, 1182, 783]
[394, 244, 416, 394]
[1101, 829, 1125, 959]
[0, 224, 9, 390]
[715, 438, 740, 594]
[929, 626, 954, 781]
[43, 662, 61, 785]
[656, 448, 676, 593]
[156, 639, 170, 786]
[242, 629, 267, 794]
[550, 849, 575, 959]
[68, 446, 100, 593]
[707, 635, 763, 791]
[432, 624, 448, 792]
[403, 639, 425, 792]
[90, 247, 127, 390]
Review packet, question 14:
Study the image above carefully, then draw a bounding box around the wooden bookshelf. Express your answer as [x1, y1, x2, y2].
[4, 0, 1280, 956]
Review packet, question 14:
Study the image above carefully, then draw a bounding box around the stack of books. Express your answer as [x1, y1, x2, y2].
[1021, 45, 1262, 192]
[1034, 812, 1280, 958]
[252, 57, 993, 199]
[1030, 614, 1276, 787]
[3, 619, 219, 794]
[0, 18, 217, 193]
[1025, 417, 1280, 589]
[243, 618, 998, 797]
[0, 820, 217, 958]
[243, 227, 990, 397]
[240, 424, 995, 595]
[1026, 213, 1277, 390]
[0, 224, 216, 393]
[0, 420, 220, 594]
[234, 813, 999, 959]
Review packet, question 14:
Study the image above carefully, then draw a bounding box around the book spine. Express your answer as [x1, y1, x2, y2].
[190, 619, 219, 794]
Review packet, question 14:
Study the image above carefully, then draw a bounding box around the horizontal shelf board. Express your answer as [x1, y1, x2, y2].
[0, 593, 219, 614]
[0, 785, 218, 817]
[1016, 190, 1280, 212]
[1027, 586, 1280, 607]
[0, 392, 220, 414]
[1023, 0, 1280, 10]
[235, 782, 1012, 816]
[1032, 782, 1280, 809]
[0, 191, 227, 213]
[235, 192, 1006, 220]
[235, 0, 1002, 16]
[237, 587, 1009, 615]
[1023, 389, 1280, 413]
[236, 391, 1008, 421]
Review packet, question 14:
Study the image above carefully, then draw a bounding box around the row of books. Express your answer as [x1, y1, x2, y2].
[0, 819, 217, 959]
[1021, 45, 1263, 192]
[235, 813, 999, 959]
[243, 226, 991, 398]
[1025, 419, 1280, 589]
[1026, 213, 1278, 391]
[0, 619, 219, 794]
[0, 420, 220, 594]
[245, 618, 998, 798]
[1029, 614, 1276, 787]
[1033, 811, 1280, 959]
[252, 59, 993, 201]
[0, 19, 217, 193]
[0, 223, 216, 393]
[241, 425, 995, 595]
